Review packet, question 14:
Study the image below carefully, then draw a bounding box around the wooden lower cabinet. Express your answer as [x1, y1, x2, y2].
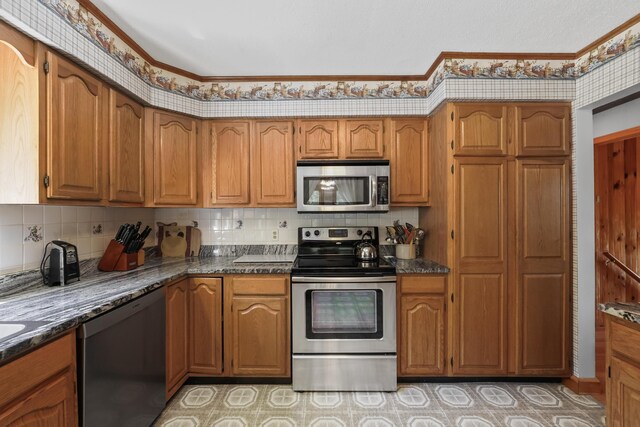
[607, 316, 640, 426]
[0, 332, 77, 426]
[398, 275, 446, 376]
[189, 278, 223, 375]
[166, 280, 189, 398]
[226, 275, 290, 377]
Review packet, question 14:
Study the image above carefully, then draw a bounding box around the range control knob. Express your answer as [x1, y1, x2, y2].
[314, 230, 320, 236]
[304, 231, 311, 237]
[357, 229, 363, 236]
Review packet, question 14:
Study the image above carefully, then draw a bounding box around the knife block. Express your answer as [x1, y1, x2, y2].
[98, 240, 145, 272]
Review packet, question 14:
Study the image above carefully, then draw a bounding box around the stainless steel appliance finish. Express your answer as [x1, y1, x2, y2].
[40, 240, 80, 286]
[78, 289, 165, 427]
[291, 277, 396, 354]
[291, 227, 397, 391]
[296, 160, 390, 213]
[292, 355, 397, 391]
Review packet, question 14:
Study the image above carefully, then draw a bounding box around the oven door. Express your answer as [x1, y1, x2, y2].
[291, 277, 396, 354]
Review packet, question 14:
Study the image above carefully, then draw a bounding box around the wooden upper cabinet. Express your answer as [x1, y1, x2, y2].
[108, 90, 144, 204]
[297, 120, 340, 159]
[46, 52, 105, 201]
[515, 105, 571, 157]
[189, 278, 223, 375]
[454, 104, 508, 156]
[0, 38, 38, 204]
[252, 121, 295, 206]
[209, 121, 250, 205]
[389, 118, 429, 205]
[152, 111, 198, 205]
[343, 119, 385, 158]
[166, 280, 189, 398]
[516, 158, 570, 375]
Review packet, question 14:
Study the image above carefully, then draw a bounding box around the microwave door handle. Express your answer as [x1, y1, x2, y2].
[370, 176, 377, 207]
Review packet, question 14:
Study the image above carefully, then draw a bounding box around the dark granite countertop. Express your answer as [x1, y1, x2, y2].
[599, 302, 640, 325]
[0, 254, 448, 363]
[0, 256, 293, 363]
[385, 256, 450, 274]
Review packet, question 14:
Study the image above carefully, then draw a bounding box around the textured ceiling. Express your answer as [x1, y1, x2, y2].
[90, 0, 640, 76]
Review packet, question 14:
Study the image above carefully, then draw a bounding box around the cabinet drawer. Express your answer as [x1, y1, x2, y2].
[610, 318, 640, 365]
[0, 332, 75, 408]
[399, 275, 446, 294]
[231, 276, 289, 296]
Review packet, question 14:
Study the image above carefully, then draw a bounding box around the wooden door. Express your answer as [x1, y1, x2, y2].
[189, 278, 223, 375]
[108, 90, 144, 203]
[252, 121, 295, 206]
[516, 158, 571, 375]
[454, 104, 508, 156]
[0, 40, 38, 204]
[0, 371, 76, 426]
[453, 157, 508, 374]
[153, 111, 197, 205]
[166, 280, 189, 397]
[343, 119, 385, 158]
[297, 120, 339, 159]
[399, 295, 445, 375]
[515, 104, 571, 156]
[210, 121, 250, 205]
[609, 356, 640, 427]
[47, 52, 104, 200]
[389, 118, 429, 205]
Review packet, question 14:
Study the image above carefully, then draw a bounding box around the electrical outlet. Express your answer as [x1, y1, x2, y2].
[272, 229, 279, 241]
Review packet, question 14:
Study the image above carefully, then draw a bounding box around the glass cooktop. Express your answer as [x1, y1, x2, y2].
[291, 255, 396, 276]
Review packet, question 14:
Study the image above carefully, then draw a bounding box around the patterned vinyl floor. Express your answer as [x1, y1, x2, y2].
[154, 382, 604, 427]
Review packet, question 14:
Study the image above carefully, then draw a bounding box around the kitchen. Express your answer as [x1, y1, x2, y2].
[1, 1, 640, 426]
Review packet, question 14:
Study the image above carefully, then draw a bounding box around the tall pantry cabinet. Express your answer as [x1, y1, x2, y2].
[421, 102, 572, 376]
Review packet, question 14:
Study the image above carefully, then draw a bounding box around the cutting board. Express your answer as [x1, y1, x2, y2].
[157, 223, 202, 257]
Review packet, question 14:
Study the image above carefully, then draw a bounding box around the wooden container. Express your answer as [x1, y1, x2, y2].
[98, 240, 145, 272]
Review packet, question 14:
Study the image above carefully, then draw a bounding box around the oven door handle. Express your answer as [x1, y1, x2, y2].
[291, 276, 396, 283]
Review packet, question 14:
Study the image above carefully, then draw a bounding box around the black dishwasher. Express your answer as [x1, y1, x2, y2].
[78, 288, 166, 427]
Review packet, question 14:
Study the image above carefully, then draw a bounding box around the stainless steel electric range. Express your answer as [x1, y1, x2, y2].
[291, 227, 397, 391]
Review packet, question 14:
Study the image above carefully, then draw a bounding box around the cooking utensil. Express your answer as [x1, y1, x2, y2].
[354, 231, 378, 261]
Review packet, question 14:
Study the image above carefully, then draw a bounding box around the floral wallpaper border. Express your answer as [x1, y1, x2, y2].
[39, 0, 640, 102]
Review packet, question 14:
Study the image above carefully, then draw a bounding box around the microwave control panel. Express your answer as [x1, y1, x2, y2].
[377, 176, 389, 205]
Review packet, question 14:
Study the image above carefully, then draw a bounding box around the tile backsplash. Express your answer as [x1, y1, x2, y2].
[155, 207, 419, 246]
[0, 205, 155, 274]
[0, 205, 416, 275]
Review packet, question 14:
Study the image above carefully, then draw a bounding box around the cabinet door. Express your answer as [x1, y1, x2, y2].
[210, 122, 250, 205]
[454, 104, 508, 156]
[109, 90, 144, 203]
[609, 356, 640, 427]
[153, 112, 197, 205]
[297, 120, 339, 159]
[453, 157, 508, 374]
[0, 40, 38, 204]
[252, 121, 295, 206]
[47, 52, 104, 200]
[166, 280, 189, 397]
[0, 371, 76, 427]
[399, 295, 445, 375]
[189, 278, 222, 375]
[516, 159, 571, 375]
[343, 119, 385, 158]
[515, 105, 570, 157]
[230, 296, 290, 376]
[389, 118, 429, 205]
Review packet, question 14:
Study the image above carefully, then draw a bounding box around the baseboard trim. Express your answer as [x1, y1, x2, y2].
[562, 375, 603, 395]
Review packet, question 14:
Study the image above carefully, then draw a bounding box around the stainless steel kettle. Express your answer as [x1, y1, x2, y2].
[354, 231, 378, 261]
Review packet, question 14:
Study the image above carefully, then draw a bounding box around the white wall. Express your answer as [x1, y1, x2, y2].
[593, 96, 640, 138]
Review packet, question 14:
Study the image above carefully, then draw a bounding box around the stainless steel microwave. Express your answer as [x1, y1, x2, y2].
[296, 160, 390, 213]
